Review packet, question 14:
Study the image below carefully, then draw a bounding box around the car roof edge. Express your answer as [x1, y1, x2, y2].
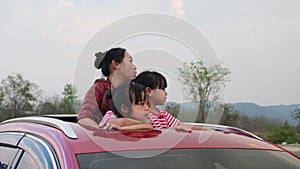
[1, 116, 78, 139]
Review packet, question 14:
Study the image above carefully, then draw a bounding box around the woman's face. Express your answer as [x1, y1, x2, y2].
[117, 51, 137, 81]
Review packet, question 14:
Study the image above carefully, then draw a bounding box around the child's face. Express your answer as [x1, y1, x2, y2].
[149, 88, 168, 106]
[130, 94, 150, 123]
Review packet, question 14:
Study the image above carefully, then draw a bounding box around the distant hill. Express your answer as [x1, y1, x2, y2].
[230, 102, 300, 126]
[166, 102, 300, 126]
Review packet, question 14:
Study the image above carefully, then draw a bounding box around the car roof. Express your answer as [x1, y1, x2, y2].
[0, 116, 284, 155]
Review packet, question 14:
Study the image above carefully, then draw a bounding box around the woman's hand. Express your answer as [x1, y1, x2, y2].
[102, 122, 122, 130]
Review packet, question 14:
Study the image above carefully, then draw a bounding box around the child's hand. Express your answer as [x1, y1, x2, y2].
[190, 125, 214, 131]
[173, 124, 192, 132]
[106, 118, 126, 126]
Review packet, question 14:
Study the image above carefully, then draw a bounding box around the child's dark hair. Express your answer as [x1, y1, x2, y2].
[112, 82, 147, 118]
[94, 47, 126, 77]
[133, 71, 167, 90]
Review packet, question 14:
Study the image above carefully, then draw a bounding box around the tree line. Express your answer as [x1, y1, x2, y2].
[1, 61, 299, 144]
[0, 73, 80, 122]
[166, 103, 300, 144]
[1, 60, 230, 122]
[176, 60, 299, 144]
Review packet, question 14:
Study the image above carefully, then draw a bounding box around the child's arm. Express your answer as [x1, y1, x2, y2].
[99, 111, 117, 128]
[103, 117, 148, 128]
[100, 111, 153, 130]
[161, 110, 211, 131]
[189, 124, 212, 130]
[176, 123, 213, 131]
[118, 123, 153, 130]
[104, 120, 153, 130]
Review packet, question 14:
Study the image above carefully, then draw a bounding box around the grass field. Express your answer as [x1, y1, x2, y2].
[280, 144, 300, 156]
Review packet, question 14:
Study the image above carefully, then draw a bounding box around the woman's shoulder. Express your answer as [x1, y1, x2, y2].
[94, 77, 109, 83]
[91, 78, 111, 92]
[94, 78, 111, 86]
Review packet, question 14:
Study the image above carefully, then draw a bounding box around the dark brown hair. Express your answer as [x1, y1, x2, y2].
[112, 82, 147, 118]
[94, 48, 126, 77]
[133, 71, 167, 90]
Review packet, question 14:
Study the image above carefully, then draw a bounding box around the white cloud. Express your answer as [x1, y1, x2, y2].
[57, 0, 76, 8]
[171, 0, 184, 16]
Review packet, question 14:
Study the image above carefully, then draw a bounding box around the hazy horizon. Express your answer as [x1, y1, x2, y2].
[1, 1, 300, 106]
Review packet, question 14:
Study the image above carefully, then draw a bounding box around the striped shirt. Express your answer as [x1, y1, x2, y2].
[149, 110, 180, 129]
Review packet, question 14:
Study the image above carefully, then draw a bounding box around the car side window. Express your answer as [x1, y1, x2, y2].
[17, 151, 40, 169]
[16, 136, 58, 169]
[0, 146, 19, 169]
[0, 133, 24, 169]
[0, 132, 59, 169]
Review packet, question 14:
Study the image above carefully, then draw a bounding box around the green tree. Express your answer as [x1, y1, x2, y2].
[0, 87, 3, 105]
[0, 73, 41, 118]
[59, 84, 80, 114]
[267, 121, 297, 144]
[290, 107, 300, 122]
[37, 95, 61, 115]
[0, 86, 7, 121]
[165, 102, 180, 117]
[220, 104, 239, 126]
[219, 104, 251, 130]
[0, 87, 4, 110]
[177, 61, 230, 122]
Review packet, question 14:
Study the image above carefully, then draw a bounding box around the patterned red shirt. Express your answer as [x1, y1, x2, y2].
[77, 78, 112, 124]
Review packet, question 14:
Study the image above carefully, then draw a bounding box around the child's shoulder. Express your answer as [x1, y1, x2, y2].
[159, 109, 170, 115]
[106, 110, 115, 115]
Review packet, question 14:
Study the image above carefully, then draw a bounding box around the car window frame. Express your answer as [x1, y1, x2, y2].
[0, 132, 60, 169]
[0, 132, 25, 168]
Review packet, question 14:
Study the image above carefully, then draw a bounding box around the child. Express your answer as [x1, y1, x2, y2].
[99, 82, 153, 130]
[132, 71, 183, 129]
[133, 71, 207, 131]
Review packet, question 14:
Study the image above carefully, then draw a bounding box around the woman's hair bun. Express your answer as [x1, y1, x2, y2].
[94, 51, 107, 69]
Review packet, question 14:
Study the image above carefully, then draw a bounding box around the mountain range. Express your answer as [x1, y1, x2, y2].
[230, 102, 300, 126]
[167, 102, 300, 126]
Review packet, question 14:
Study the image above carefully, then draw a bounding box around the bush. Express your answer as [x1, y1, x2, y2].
[266, 121, 297, 144]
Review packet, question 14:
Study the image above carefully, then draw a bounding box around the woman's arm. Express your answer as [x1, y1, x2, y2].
[78, 118, 99, 128]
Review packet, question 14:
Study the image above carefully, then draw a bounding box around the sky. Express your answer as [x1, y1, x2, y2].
[0, 0, 300, 106]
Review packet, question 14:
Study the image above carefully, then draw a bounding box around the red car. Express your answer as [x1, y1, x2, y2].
[0, 115, 299, 169]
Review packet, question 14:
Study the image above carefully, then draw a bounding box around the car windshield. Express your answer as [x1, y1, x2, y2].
[76, 148, 300, 169]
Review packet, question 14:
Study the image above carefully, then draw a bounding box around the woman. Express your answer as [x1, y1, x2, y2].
[77, 47, 137, 128]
